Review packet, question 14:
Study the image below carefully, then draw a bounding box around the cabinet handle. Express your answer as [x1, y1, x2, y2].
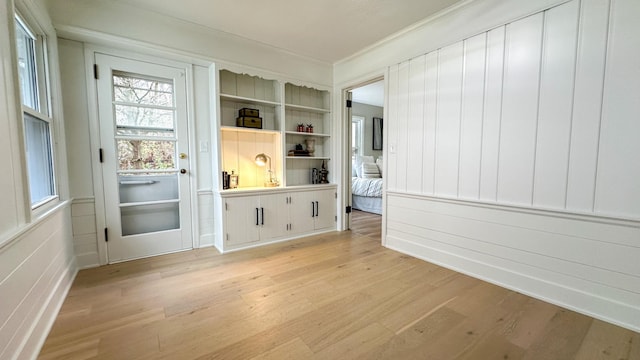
[256, 208, 259, 226]
[311, 202, 315, 217]
[261, 207, 264, 225]
[315, 201, 319, 217]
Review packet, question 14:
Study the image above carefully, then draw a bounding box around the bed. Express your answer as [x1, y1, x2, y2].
[351, 156, 383, 214]
[352, 176, 383, 214]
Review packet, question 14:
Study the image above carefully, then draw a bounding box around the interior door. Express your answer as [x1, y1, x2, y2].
[96, 53, 192, 263]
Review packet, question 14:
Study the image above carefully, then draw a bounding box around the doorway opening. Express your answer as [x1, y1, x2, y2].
[346, 79, 384, 234]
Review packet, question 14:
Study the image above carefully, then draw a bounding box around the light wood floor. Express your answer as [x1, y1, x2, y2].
[349, 209, 382, 238]
[39, 216, 639, 359]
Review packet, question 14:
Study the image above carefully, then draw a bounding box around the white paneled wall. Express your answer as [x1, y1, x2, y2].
[386, 194, 640, 331]
[387, 0, 640, 220]
[594, 0, 640, 218]
[385, 0, 640, 331]
[0, 206, 76, 359]
[197, 191, 215, 247]
[71, 199, 99, 268]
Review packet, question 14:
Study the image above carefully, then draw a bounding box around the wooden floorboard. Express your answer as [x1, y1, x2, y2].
[38, 219, 639, 359]
[349, 209, 382, 239]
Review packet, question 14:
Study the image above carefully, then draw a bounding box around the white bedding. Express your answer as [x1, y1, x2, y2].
[352, 176, 383, 197]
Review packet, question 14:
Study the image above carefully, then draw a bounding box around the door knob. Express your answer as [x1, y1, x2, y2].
[180, 169, 187, 174]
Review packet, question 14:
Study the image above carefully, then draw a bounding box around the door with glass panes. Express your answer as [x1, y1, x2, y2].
[95, 53, 192, 263]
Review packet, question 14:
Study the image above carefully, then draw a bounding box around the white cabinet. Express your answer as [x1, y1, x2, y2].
[289, 188, 336, 235]
[222, 192, 288, 248]
[223, 195, 260, 246]
[217, 186, 336, 252]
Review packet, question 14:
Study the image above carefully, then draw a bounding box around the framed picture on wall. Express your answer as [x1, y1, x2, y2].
[373, 117, 383, 150]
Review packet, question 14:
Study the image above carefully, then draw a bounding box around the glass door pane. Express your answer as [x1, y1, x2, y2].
[112, 71, 180, 236]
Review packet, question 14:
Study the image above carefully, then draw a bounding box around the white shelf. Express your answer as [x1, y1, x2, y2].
[285, 131, 330, 137]
[220, 93, 280, 107]
[286, 156, 330, 160]
[285, 103, 330, 114]
[221, 126, 280, 135]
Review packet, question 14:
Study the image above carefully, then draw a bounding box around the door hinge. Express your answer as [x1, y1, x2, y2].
[93, 64, 99, 80]
[104, 227, 108, 242]
[346, 99, 352, 108]
[99, 148, 104, 163]
[346, 206, 352, 214]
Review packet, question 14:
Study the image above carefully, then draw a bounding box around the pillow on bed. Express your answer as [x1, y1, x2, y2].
[355, 155, 375, 177]
[375, 157, 383, 177]
[361, 162, 381, 178]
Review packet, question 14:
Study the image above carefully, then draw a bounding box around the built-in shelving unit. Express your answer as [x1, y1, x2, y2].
[218, 70, 283, 188]
[216, 69, 332, 189]
[283, 83, 331, 186]
[213, 68, 335, 253]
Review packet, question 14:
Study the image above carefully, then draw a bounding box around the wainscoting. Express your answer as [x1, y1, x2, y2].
[71, 198, 99, 269]
[0, 204, 76, 359]
[197, 190, 215, 248]
[385, 193, 640, 332]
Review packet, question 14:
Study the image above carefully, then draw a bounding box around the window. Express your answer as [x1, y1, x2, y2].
[14, 14, 56, 207]
[352, 116, 364, 158]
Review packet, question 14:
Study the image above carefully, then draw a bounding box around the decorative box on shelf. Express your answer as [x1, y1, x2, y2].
[239, 108, 259, 117]
[236, 116, 262, 129]
[236, 107, 262, 129]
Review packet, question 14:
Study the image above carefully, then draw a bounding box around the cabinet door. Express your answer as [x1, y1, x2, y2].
[224, 196, 260, 246]
[259, 193, 289, 240]
[289, 191, 315, 235]
[313, 189, 336, 230]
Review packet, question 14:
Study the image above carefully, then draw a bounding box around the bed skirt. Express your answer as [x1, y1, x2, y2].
[352, 195, 382, 215]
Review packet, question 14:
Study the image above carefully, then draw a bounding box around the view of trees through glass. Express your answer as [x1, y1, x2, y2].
[113, 72, 176, 171]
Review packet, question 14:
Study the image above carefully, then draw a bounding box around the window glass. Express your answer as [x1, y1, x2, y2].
[15, 19, 39, 111]
[352, 116, 363, 157]
[24, 113, 55, 204]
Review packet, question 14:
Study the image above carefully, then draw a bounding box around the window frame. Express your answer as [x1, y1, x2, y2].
[14, 10, 59, 210]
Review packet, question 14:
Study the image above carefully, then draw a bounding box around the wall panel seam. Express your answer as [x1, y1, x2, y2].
[495, 26, 507, 202]
[478, 31, 489, 200]
[531, 11, 547, 206]
[419, 55, 427, 195]
[457, 40, 467, 198]
[564, 0, 582, 209]
[432, 50, 440, 194]
[591, 0, 612, 213]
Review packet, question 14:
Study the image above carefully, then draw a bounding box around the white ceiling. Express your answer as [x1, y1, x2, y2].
[116, 0, 464, 63]
[352, 81, 385, 107]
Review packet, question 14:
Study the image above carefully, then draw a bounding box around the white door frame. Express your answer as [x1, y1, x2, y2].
[338, 72, 387, 238]
[85, 45, 198, 265]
